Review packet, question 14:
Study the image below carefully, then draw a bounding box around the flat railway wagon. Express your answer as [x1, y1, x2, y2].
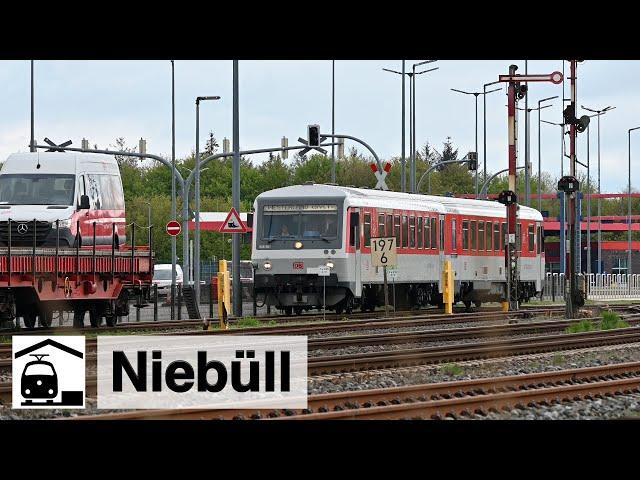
[252, 184, 545, 315]
[0, 224, 153, 328]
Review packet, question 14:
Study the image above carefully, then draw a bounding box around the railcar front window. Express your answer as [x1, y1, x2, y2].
[0, 174, 75, 206]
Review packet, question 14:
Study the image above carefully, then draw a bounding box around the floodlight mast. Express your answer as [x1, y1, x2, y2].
[497, 65, 563, 311]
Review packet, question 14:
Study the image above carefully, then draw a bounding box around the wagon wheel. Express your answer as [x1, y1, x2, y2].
[294, 307, 303, 316]
[463, 300, 472, 312]
[73, 309, 85, 328]
[89, 305, 102, 328]
[39, 308, 54, 328]
[105, 315, 119, 327]
[22, 312, 37, 329]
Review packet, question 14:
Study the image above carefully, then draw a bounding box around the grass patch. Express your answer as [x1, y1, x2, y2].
[440, 363, 464, 376]
[236, 316, 261, 328]
[565, 319, 596, 334]
[600, 311, 629, 330]
[565, 311, 630, 334]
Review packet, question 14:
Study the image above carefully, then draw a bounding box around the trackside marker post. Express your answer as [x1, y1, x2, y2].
[371, 237, 397, 317]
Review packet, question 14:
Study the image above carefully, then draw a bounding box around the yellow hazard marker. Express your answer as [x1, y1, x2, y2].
[442, 260, 454, 315]
[501, 301, 509, 312]
[217, 259, 231, 330]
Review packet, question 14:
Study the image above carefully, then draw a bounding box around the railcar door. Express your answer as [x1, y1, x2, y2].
[438, 214, 445, 293]
[349, 209, 362, 298]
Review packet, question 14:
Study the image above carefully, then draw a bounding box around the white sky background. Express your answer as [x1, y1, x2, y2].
[0, 59, 637, 193]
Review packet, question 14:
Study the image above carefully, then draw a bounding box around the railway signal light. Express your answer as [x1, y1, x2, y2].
[498, 190, 517, 206]
[558, 176, 579, 194]
[308, 125, 320, 147]
[467, 151, 478, 171]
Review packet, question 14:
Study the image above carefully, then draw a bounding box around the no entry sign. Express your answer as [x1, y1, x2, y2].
[166, 220, 182, 236]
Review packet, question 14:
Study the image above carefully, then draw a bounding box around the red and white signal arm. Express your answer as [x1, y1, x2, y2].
[166, 220, 182, 236]
[219, 208, 248, 234]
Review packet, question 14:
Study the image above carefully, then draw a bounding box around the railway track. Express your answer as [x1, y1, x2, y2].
[1, 302, 628, 337]
[67, 361, 640, 420]
[4, 322, 640, 405]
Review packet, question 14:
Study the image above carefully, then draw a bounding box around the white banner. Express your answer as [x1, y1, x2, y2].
[97, 336, 307, 410]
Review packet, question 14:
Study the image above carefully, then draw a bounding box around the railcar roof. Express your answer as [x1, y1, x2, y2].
[255, 184, 543, 221]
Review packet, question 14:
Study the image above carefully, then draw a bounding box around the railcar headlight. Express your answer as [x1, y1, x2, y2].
[326, 261, 334, 269]
[263, 261, 272, 271]
[294, 241, 303, 249]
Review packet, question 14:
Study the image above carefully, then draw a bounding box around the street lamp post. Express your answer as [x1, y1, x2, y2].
[331, 60, 336, 183]
[516, 102, 553, 206]
[483, 81, 502, 186]
[383, 62, 437, 192]
[410, 61, 438, 192]
[628, 127, 640, 275]
[195, 95, 221, 306]
[537, 96, 559, 213]
[170, 60, 177, 320]
[582, 105, 616, 274]
[451, 87, 501, 198]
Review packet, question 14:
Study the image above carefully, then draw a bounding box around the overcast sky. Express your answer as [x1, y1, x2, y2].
[0, 60, 637, 193]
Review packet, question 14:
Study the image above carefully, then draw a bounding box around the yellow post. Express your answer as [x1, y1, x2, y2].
[501, 301, 509, 312]
[442, 260, 454, 314]
[217, 259, 230, 330]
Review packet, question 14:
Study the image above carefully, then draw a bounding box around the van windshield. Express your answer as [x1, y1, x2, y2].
[0, 174, 75, 206]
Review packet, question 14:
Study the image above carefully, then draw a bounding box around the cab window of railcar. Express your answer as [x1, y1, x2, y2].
[402, 215, 408, 248]
[387, 214, 393, 237]
[378, 214, 386, 237]
[431, 217, 437, 249]
[262, 210, 300, 238]
[417, 217, 423, 249]
[394, 215, 401, 244]
[528, 224, 535, 252]
[363, 212, 371, 247]
[462, 221, 469, 250]
[451, 219, 457, 251]
[478, 221, 485, 250]
[486, 221, 493, 251]
[494, 223, 500, 251]
[409, 216, 416, 248]
[470, 220, 477, 250]
[439, 218, 444, 250]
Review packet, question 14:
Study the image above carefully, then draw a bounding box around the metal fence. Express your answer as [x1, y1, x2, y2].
[542, 273, 640, 301]
[586, 273, 640, 300]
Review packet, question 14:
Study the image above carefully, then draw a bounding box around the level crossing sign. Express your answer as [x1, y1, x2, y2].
[218, 208, 248, 234]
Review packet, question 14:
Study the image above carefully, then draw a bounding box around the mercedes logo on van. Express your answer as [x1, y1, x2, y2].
[17, 223, 28, 235]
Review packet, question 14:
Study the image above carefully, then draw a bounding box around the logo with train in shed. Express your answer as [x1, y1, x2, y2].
[12, 336, 85, 409]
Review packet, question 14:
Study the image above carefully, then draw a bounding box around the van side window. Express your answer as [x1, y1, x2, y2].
[86, 174, 102, 210]
[98, 175, 124, 210]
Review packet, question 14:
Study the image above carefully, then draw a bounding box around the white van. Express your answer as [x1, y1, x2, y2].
[0, 152, 126, 247]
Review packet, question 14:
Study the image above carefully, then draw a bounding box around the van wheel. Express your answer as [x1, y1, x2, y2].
[105, 315, 118, 327]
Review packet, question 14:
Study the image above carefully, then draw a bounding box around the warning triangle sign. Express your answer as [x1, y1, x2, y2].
[219, 207, 247, 233]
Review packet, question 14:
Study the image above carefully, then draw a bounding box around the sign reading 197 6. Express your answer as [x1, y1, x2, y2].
[370, 237, 397, 268]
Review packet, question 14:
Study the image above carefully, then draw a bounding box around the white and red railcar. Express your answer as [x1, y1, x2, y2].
[252, 184, 544, 314]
